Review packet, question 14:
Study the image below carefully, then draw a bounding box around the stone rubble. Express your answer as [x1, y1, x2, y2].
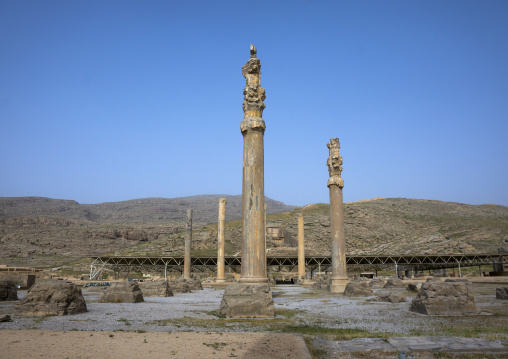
[410, 278, 478, 315]
[16, 281, 87, 316]
[99, 282, 144, 303]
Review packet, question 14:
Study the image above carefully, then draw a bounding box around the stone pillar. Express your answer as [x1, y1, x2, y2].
[219, 45, 274, 318]
[326, 138, 349, 293]
[239, 44, 267, 284]
[183, 209, 192, 279]
[297, 214, 306, 281]
[217, 198, 227, 283]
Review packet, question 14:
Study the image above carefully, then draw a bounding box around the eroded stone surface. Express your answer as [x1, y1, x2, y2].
[219, 284, 274, 318]
[0, 280, 18, 301]
[343, 282, 373, 297]
[410, 278, 477, 315]
[384, 278, 405, 288]
[169, 278, 203, 293]
[138, 281, 174, 297]
[99, 282, 144, 303]
[16, 281, 87, 316]
[496, 287, 508, 300]
[370, 292, 407, 303]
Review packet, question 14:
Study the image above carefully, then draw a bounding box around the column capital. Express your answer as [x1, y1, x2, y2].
[240, 117, 266, 134]
[326, 138, 344, 188]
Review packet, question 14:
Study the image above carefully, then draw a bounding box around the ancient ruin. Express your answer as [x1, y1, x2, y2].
[0, 280, 18, 301]
[17, 281, 87, 316]
[326, 138, 349, 293]
[297, 214, 306, 282]
[216, 198, 227, 283]
[183, 208, 192, 279]
[99, 282, 144, 303]
[138, 281, 174, 297]
[410, 278, 478, 315]
[219, 45, 274, 318]
[496, 287, 508, 300]
[343, 281, 373, 297]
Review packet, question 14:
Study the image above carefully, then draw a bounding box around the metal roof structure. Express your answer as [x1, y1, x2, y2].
[89, 253, 506, 279]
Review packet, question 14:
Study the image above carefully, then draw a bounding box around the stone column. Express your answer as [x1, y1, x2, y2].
[326, 138, 349, 293]
[183, 208, 192, 279]
[219, 45, 274, 318]
[216, 198, 227, 283]
[297, 214, 306, 281]
[239, 44, 267, 284]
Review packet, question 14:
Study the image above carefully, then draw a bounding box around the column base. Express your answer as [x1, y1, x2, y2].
[219, 284, 274, 318]
[238, 277, 268, 284]
[327, 277, 349, 294]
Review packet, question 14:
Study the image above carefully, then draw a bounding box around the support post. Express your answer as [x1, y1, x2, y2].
[219, 45, 274, 318]
[217, 198, 227, 283]
[326, 138, 349, 293]
[297, 214, 306, 281]
[183, 208, 192, 279]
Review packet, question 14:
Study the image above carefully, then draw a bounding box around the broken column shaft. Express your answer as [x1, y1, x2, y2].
[217, 198, 227, 282]
[183, 208, 192, 279]
[239, 44, 267, 284]
[326, 138, 349, 293]
[298, 214, 306, 280]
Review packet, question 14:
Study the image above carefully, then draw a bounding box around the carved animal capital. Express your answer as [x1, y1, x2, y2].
[327, 138, 344, 187]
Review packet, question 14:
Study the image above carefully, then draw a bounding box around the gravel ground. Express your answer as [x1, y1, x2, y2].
[1, 283, 505, 336]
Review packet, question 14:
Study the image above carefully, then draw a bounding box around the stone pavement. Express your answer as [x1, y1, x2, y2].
[313, 336, 508, 357]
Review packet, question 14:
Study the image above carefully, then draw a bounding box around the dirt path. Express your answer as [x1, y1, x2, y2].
[0, 330, 311, 359]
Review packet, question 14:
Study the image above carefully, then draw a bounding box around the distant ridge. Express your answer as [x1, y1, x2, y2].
[0, 195, 297, 224]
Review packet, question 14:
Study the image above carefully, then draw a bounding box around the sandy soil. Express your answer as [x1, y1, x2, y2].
[0, 330, 311, 359]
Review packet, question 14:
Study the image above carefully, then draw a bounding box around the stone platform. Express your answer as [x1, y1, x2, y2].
[313, 336, 508, 357]
[219, 284, 274, 318]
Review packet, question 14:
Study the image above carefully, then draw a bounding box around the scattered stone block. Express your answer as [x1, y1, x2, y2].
[370, 292, 407, 303]
[369, 278, 385, 287]
[343, 282, 373, 297]
[99, 282, 144, 303]
[0, 280, 18, 301]
[312, 276, 329, 290]
[138, 281, 174, 297]
[384, 278, 405, 288]
[168, 278, 203, 293]
[16, 281, 87, 316]
[409, 278, 477, 315]
[219, 284, 275, 318]
[407, 283, 420, 292]
[496, 287, 508, 300]
[0, 314, 12, 322]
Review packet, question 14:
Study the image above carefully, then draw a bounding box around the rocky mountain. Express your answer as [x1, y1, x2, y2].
[1, 196, 507, 268]
[120, 198, 508, 258]
[0, 195, 296, 267]
[0, 195, 296, 223]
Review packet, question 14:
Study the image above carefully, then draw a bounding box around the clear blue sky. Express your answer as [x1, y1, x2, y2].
[1, 0, 507, 207]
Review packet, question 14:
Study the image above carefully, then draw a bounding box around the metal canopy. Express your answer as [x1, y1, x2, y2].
[90, 253, 506, 279]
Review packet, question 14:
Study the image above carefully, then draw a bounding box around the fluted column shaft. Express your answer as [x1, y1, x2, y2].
[183, 209, 192, 279]
[326, 138, 349, 293]
[298, 214, 306, 280]
[217, 198, 227, 282]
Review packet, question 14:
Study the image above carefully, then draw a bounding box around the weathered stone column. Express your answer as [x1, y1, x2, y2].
[219, 45, 274, 318]
[326, 138, 349, 293]
[239, 44, 267, 284]
[216, 198, 227, 283]
[183, 208, 192, 279]
[297, 214, 306, 280]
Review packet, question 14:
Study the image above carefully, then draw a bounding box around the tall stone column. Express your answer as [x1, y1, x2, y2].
[239, 44, 267, 284]
[219, 45, 274, 318]
[183, 208, 192, 279]
[297, 214, 306, 280]
[326, 138, 349, 293]
[216, 198, 227, 283]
